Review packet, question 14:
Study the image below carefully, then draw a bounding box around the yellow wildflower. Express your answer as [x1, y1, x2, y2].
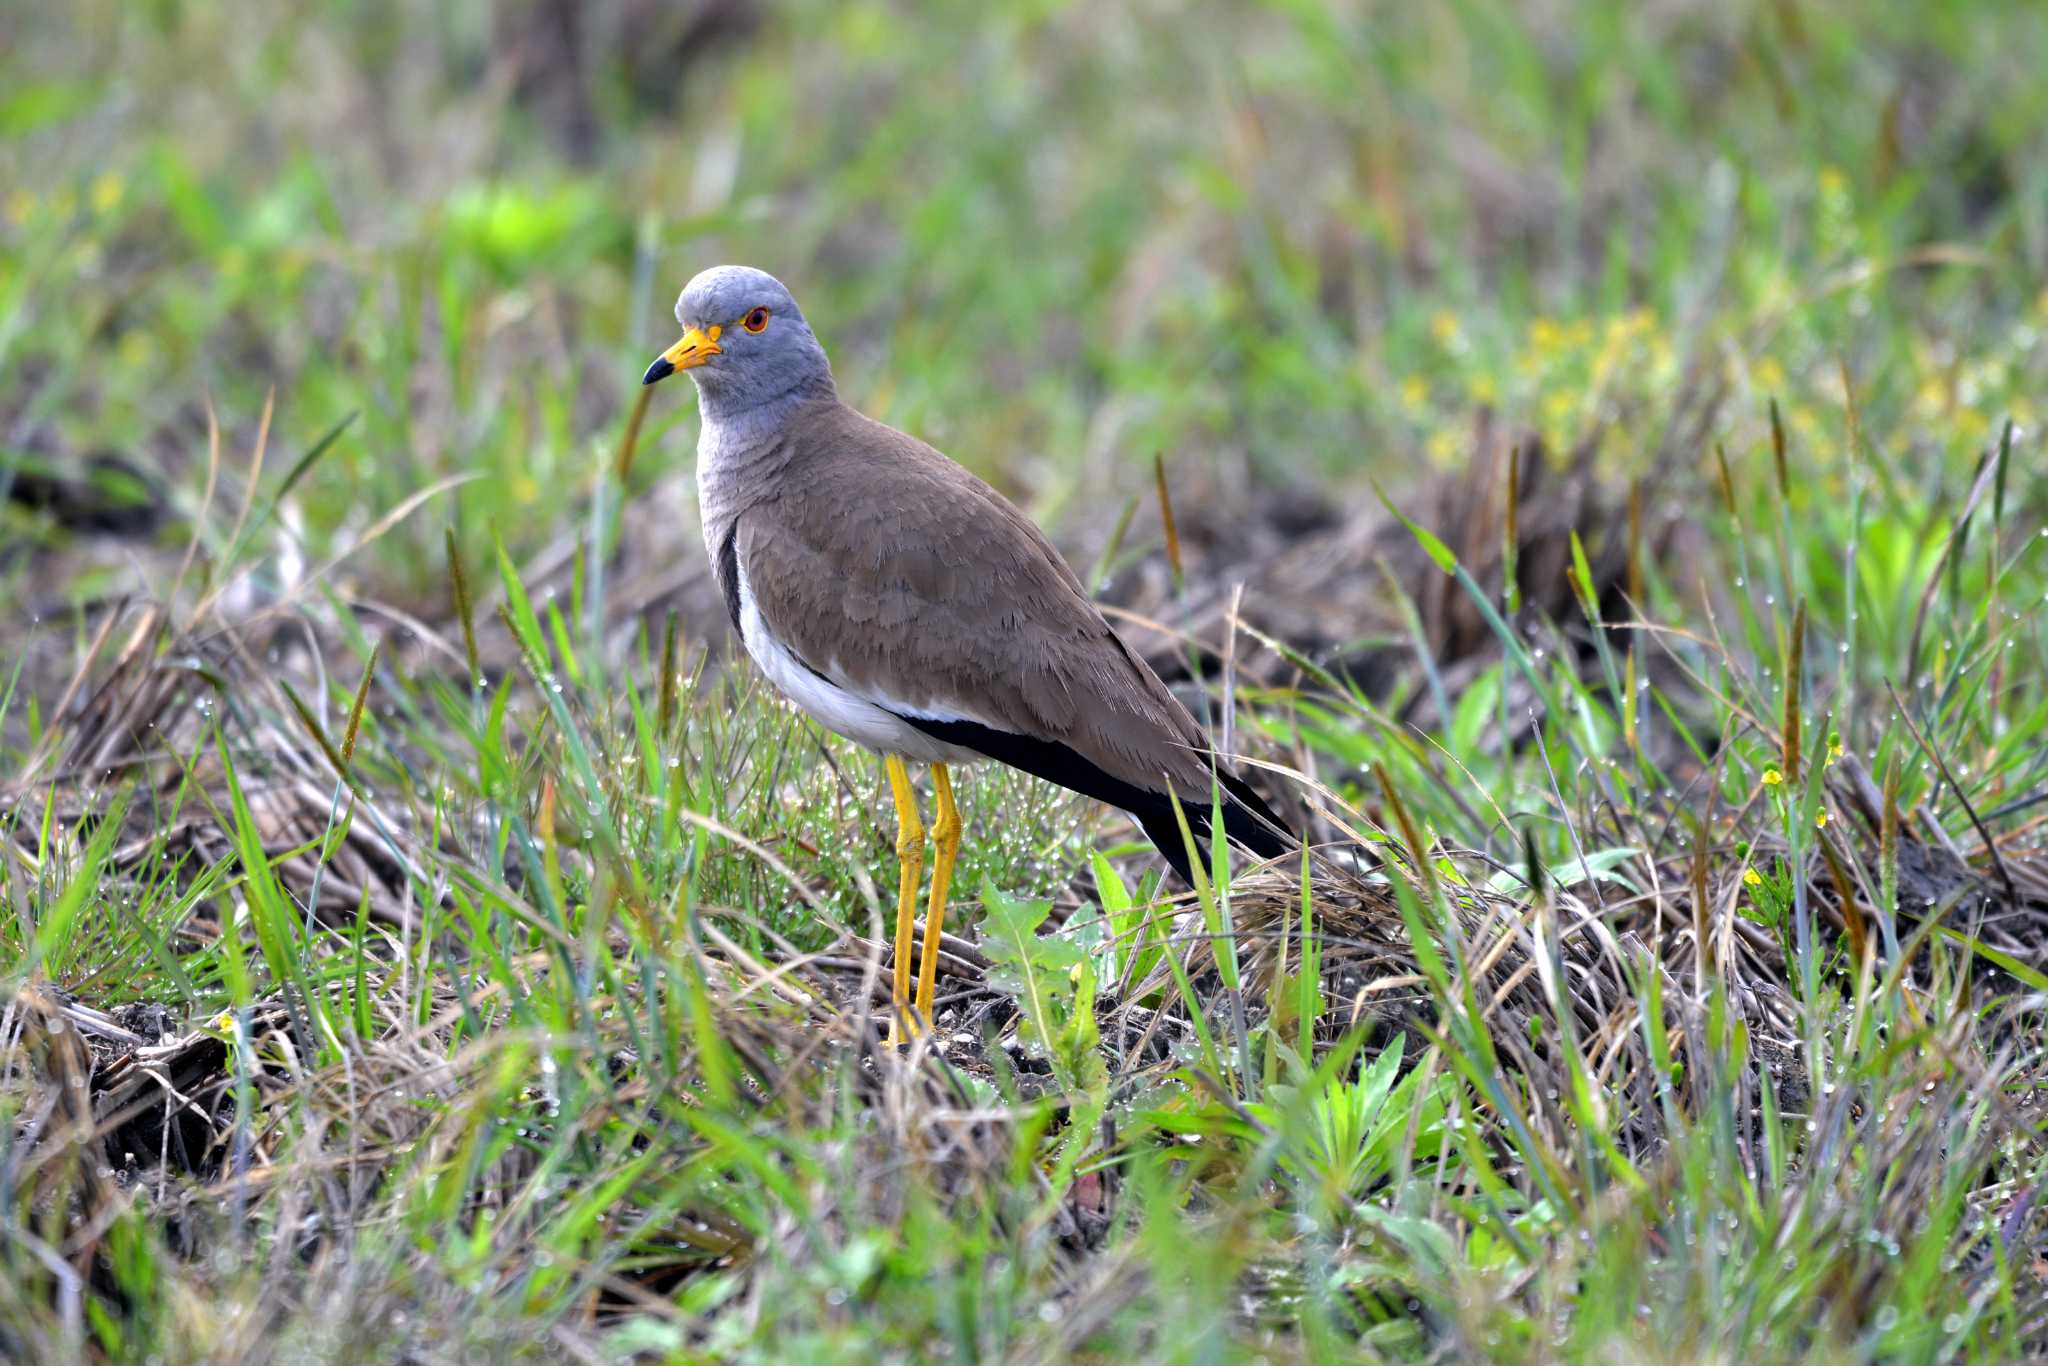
[1430, 311, 1461, 346]
[1761, 767, 1783, 787]
[1743, 868, 1763, 888]
[1911, 375, 1949, 421]
[1815, 810, 1829, 829]
[115, 331, 153, 373]
[1542, 389, 1577, 431]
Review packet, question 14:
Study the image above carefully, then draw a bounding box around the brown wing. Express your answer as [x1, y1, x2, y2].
[734, 402, 1219, 798]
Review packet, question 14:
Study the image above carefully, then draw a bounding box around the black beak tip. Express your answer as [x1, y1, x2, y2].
[641, 356, 675, 386]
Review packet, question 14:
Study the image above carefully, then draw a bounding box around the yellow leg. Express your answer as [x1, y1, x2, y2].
[915, 764, 962, 1026]
[884, 755, 924, 1043]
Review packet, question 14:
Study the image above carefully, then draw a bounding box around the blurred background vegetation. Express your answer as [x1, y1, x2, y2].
[5, 3, 2048, 1359]
[5, 0, 2042, 614]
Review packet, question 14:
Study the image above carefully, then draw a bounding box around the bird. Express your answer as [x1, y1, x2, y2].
[640, 265, 1290, 1038]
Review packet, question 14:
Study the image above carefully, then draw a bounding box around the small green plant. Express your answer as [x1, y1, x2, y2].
[978, 880, 1109, 1097]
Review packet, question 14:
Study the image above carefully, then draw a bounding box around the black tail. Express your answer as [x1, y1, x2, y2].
[1130, 766, 1291, 885]
[896, 715, 1293, 885]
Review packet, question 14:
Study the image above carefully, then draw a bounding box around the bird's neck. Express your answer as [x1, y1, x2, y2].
[693, 387, 837, 555]
[693, 379, 829, 451]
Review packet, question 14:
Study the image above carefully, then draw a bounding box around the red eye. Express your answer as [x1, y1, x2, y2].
[743, 307, 771, 333]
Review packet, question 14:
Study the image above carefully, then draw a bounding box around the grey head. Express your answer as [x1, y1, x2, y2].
[641, 265, 836, 420]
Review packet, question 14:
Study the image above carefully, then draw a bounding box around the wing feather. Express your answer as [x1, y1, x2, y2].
[734, 403, 1213, 798]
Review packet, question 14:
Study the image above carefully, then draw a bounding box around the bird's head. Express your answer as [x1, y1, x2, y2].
[642, 265, 834, 413]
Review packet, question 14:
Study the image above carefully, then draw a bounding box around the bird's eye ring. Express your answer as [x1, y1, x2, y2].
[742, 307, 771, 333]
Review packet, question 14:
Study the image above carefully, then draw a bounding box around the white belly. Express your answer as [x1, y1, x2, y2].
[735, 559, 987, 765]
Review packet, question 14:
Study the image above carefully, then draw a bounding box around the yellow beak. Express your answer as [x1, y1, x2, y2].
[642, 324, 722, 385]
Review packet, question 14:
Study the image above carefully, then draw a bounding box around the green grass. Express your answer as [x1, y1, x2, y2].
[4, 1, 2048, 1360]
